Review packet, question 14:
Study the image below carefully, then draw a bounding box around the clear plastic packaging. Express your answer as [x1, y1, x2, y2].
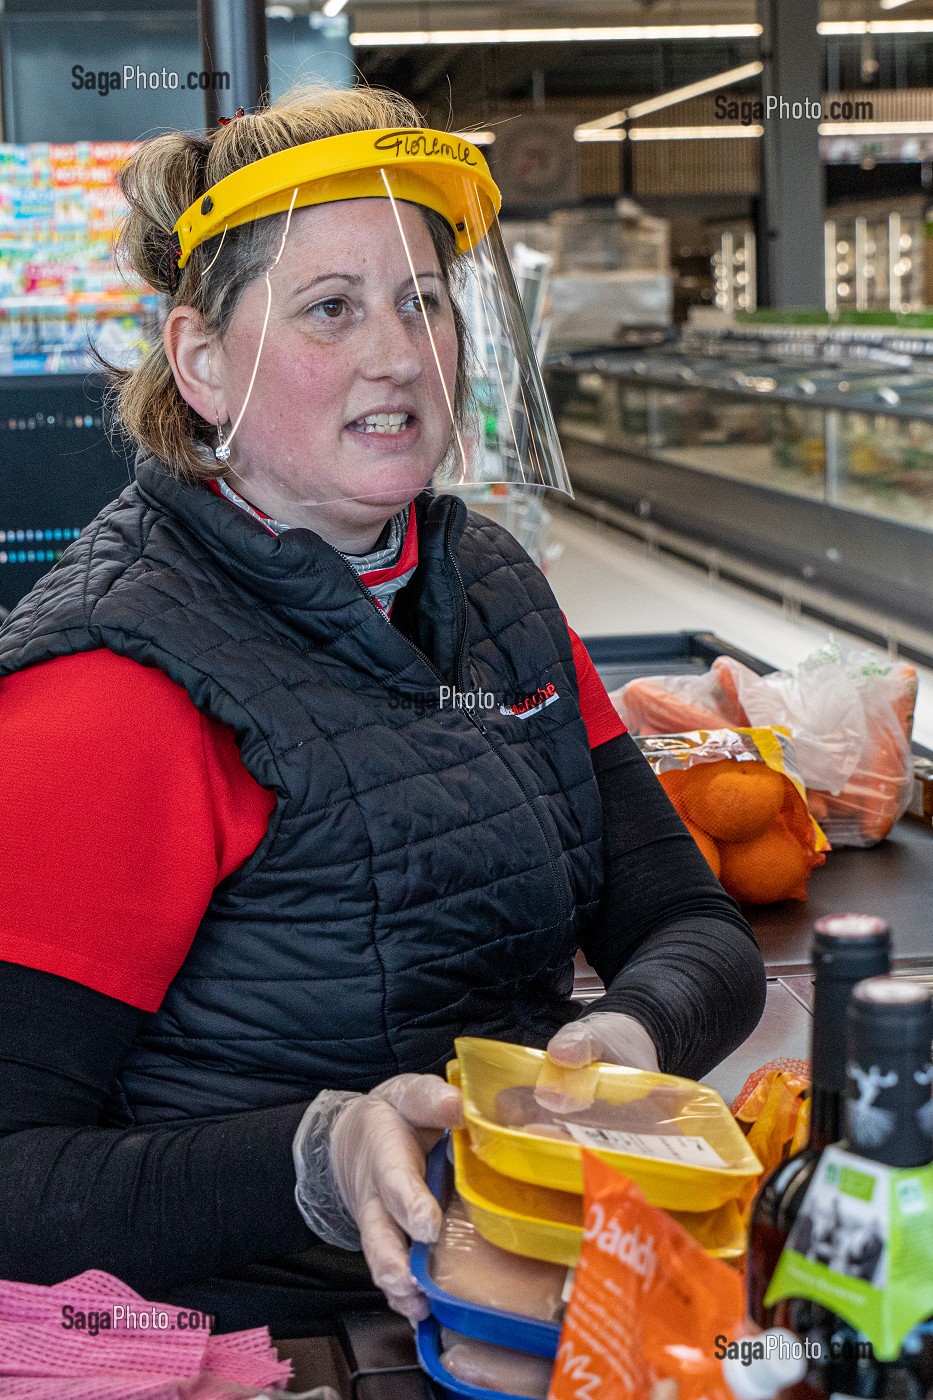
[440, 1329, 553, 1399]
[455, 1038, 762, 1211]
[430, 1197, 567, 1323]
[612, 643, 916, 847]
[448, 1126, 747, 1265]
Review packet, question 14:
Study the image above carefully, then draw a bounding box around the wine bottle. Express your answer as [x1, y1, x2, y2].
[766, 977, 933, 1398]
[747, 914, 891, 1328]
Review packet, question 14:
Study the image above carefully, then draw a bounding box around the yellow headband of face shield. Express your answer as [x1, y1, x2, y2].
[173, 127, 502, 269]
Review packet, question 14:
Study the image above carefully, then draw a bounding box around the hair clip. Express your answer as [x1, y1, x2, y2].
[218, 107, 246, 126]
[163, 233, 181, 294]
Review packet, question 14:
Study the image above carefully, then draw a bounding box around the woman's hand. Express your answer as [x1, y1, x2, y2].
[546, 1012, 660, 1073]
[292, 1074, 463, 1323]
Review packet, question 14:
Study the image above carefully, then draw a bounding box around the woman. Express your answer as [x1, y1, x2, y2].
[0, 84, 765, 1334]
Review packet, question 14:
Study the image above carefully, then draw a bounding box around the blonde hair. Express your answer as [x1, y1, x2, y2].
[108, 84, 469, 481]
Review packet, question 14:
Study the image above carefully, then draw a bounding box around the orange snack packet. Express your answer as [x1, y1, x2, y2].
[733, 1064, 811, 1189]
[549, 1153, 745, 1400]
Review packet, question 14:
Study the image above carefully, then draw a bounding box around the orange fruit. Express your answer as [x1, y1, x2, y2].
[681, 760, 786, 843]
[657, 768, 692, 819]
[684, 820, 721, 878]
[718, 820, 810, 903]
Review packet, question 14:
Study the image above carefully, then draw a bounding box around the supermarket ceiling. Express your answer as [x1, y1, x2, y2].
[7, 0, 933, 112]
[345, 0, 933, 108]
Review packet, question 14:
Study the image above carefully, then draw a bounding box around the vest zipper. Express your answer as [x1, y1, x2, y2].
[443, 513, 570, 930]
[335, 551, 487, 732]
[338, 536, 570, 931]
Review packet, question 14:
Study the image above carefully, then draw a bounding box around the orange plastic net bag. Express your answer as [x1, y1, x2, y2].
[731, 1059, 812, 1208]
[638, 729, 828, 905]
[731, 1057, 810, 1116]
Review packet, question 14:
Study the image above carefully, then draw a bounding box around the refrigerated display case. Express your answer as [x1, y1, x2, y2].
[551, 338, 933, 531]
[710, 197, 931, 317]
[825, 207, 926, 316]
[546, 325, 933, 638]
[710, 227, 756, 315]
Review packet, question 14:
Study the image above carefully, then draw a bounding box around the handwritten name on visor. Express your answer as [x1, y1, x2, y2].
[170, 128, 573, 505]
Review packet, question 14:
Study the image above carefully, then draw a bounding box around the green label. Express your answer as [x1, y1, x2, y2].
[764, 1146, 933, 1360]
[838, 1166, 875, 1202]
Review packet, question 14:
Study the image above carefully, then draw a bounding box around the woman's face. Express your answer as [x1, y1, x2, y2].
[211, 198, 460, 544]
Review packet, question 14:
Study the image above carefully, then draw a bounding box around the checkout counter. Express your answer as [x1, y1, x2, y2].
[284, 629, 933, 1398]
[312, 821, 933, 1400]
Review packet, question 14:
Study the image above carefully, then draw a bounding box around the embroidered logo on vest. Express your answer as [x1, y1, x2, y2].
[500, 681, 559, 720]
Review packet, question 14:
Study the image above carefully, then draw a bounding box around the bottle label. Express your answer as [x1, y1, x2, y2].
[764, 1145, 933, 1360]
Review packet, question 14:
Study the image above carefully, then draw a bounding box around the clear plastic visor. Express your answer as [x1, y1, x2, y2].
[196, 168, 572, 515]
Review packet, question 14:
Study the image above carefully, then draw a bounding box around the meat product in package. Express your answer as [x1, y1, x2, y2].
[493, 1085, 692, 1142]
[441, 1329, 553, 1398]
[431, 1197, 568, 1322]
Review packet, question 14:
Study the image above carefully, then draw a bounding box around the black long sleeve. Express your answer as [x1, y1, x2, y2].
[579, 731, 767, 1081]
[0, 736, 766, 1310]
[0, 963, 314, 1297]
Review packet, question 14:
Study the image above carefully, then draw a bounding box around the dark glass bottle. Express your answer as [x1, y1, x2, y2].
[778, 977, 933, 1398]
[747, 914, 891, 1327]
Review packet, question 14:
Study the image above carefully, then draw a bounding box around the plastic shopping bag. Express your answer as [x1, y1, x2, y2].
[613, 643, 916, 846]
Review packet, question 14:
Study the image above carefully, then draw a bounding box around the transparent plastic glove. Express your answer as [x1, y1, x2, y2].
[292, 1075, 463, 1324]
[547, 1011, 660, 1073]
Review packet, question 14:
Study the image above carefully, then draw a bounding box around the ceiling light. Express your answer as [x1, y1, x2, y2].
[322, 0, 348, 15]
[818, 19, 933, 33]
[453, 130, 495, 145]
[574, 129, 627, 142]
[626, 61, 763, 120]
[574, 60, 763, 140]
[820, 119, 933, 134]
[577, 125, 762, 142]
[580, 111, 628, 132]
[879, 0, 917, 8]
[349, 24, 763, 47]
[629, 125, 763, 140]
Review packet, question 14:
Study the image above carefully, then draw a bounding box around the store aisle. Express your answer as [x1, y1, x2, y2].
[546, 505, 933, 752]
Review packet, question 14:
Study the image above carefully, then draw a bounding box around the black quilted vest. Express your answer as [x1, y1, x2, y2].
[0, 455, 603, 1124]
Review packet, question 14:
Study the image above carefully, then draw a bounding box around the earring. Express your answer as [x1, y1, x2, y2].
[214, 424, 231, 462]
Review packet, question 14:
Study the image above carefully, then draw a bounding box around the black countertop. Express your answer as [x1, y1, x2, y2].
[751, 816, 933, 973]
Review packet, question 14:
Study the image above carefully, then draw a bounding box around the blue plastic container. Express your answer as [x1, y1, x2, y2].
[416, 1317, 548, 1400]
[410, 1137, 562, 1360]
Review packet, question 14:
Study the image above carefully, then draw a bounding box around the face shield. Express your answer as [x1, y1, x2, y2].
[173, 129, 572, 509]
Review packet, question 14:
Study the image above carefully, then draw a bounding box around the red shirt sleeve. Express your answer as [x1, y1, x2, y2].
[564, 621, 628, 749]
[0, 650, 275, 1011]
